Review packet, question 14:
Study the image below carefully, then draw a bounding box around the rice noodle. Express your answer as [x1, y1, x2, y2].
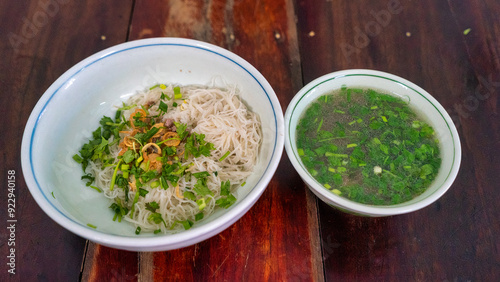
[86, 83, 261, 233]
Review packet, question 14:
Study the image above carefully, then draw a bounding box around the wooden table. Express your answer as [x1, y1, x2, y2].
[1, 0, 499, 281]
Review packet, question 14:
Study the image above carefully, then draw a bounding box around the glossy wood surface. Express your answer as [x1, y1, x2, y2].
[1, 0, 499, 281]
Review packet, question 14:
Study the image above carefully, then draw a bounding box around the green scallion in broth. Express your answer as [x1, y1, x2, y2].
[296, 87, 441, 205]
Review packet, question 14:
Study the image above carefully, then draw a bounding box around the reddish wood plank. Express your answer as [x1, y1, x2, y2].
[296, 0, 500, 280]
[81, 242, 139, 281]
[127, 0, 321, 281]
[1, 0, 498, 280]
[0, 1, 133, 281]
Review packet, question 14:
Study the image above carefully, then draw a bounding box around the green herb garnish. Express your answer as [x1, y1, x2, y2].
[148, 212, 167, 227]
[73, 86, 244, 234]
[219, 151, 231, 162]
[110, 200, 129, 222]
[146, 201, 160, 212]
[296, 87, 441, 205]
[159, 101, 169, 113]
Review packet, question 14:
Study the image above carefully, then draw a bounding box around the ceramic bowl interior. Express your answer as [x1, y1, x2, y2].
[21, 38, 284, 251]
[285, 69, 461, 216]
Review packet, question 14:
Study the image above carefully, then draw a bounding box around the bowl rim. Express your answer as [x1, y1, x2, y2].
[21, 37, 284, 251]
[285, 69, 461, 216]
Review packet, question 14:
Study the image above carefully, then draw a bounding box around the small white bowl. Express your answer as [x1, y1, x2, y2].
[285, 69, 461, 216]
[21, 38, 284, 251]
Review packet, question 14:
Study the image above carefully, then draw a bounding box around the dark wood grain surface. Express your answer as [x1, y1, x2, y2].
[1, 0, 499, 281]
[298, 0, 500, 280]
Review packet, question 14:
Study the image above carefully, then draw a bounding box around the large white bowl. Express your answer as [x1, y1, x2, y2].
[21, 38, 284, 251]
[285, 69, 461, 216]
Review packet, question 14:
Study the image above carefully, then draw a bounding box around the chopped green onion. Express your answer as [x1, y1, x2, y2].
[174, 86, 182, 99]
[381, 116, 388, 122]
[337, 167, 347, 173]
[51, 192, 56, 199]
[159, 101, 168, 113]
[195, 212, 204, 221]
[130, 190, 140, 217]
[150, 181, 160, 188]
[89, 185, 102, 193]
[156, 137, 181, 146]
[316, 118, 324, 132]
[161, 92, 171, 100]
[72, 154, 83, 163]
[160, 176, 168, 190]
[298, 148, 305, 156]
[347, 143, 357, 148]
[87, 223, 97, 229]
[324, 183, 331, 189]
[149, 84, 159, 90]
[219, 151, 231, 162]
[135, 155, 143, 166]
[241, 182, 246, 187]
[110, 159, 123, 191]
[181, 220, 194, 230]
[141, 105, 150, 115]
[332, 189, 342, 195]
[105, 122, 123, 127]
[160, 84, 167, 89]
[325, 152, 348, 158]
[118, 103, 137, 111]
[383, 169, 400, 178]
[196, 198, 206, 211]
[135, 226, 141, 235]
[139, 188, 149, 196]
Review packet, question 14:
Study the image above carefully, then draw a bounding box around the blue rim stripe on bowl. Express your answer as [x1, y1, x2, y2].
[29, 42, 279, 231]
[289, 73, 457, 207]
